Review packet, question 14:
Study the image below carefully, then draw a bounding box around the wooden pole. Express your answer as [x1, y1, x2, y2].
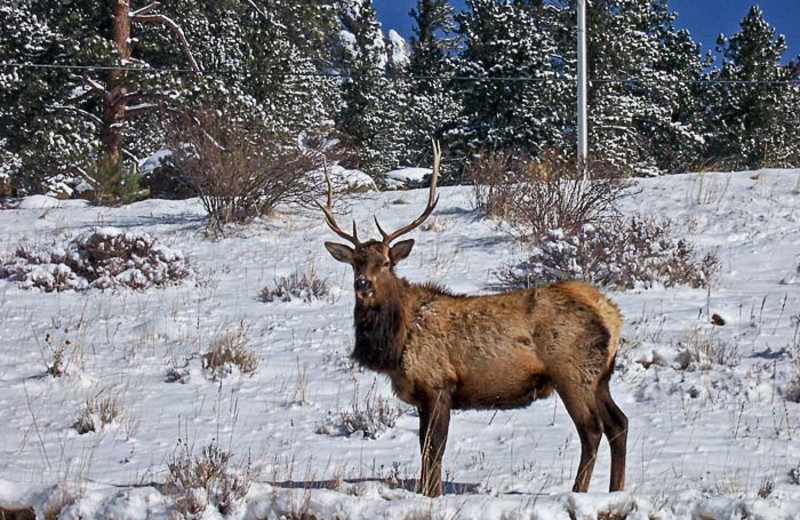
[577, 0, 588, 180]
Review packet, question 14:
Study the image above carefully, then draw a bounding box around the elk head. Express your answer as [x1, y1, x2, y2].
[319, 141, 441, 307]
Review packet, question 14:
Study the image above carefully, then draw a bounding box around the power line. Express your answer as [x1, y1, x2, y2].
[1, 61, 800, 86]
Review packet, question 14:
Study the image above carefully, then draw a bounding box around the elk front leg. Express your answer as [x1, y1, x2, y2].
[417, 392, 451, 497]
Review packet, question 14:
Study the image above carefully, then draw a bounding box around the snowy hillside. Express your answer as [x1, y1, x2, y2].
[1, 170, 799, 519]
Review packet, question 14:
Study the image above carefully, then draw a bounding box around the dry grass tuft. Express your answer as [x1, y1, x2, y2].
[784, 352, 800, 403]
[202, 322, 258, 381]
[317, 380, 403, 439]
[758, 475, 775, 498]
[0, 508, 36, 520]
[73, 388, 123, 434]
[674, 328, 740, 371]
[165, 439, 252, 519]
[258, 266, 330, 304]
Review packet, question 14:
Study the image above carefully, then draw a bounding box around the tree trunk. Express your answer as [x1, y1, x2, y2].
[101, 0, 131, 164]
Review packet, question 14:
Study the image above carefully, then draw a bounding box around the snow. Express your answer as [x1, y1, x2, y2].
[386, 29, 410, 66]
[138, 148, 173, 173]
[385, 167, 432, 187]
[0, 169, 799, 519]
[309, 163, 377, 193]
[338, 29, 357, 57]
[15, 194, 90, 209]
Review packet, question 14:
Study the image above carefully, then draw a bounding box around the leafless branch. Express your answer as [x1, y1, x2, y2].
[131, 13, 201, 73]
[131, 1, 161, 17]
[124, 103, 160, 116]
[52, 105, 104, 128]
[83, 76, 110, 101]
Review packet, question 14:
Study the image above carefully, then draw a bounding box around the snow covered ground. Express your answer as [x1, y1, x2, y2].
[0, 169, 799, 519]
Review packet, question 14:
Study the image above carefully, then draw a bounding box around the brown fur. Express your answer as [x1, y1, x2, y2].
[324, 239, 628, 497]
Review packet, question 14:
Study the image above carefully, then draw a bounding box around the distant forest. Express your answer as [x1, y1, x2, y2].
[1, 0, 799, 199]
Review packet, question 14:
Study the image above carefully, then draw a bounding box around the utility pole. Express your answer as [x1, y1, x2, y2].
[577, 0, 588, 179]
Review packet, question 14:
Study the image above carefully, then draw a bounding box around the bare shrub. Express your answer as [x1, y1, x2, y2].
[168, 109, 326, 233]
[464, 149, 632, 237]
[202, 323, 258, 381]
[464, 149, 519, 221]
[258, 266, 330, 303]
[165, 439, 252, 519]
[317, 380, 403, 439]
[34, 320, 85, 377]
[496, 217, 721, 290]
[0, 228, 191, 292]
[73, 388, 123, 434]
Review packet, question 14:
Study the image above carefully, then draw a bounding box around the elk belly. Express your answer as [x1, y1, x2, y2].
[450, 350, 553, 410]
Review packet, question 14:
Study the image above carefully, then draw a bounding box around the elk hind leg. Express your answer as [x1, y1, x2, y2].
[597, 375, 628, 491]
[557, 384, 602, 492]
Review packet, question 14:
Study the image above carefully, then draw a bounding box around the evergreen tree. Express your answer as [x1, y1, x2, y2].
[0, 3, 76, 194]
[155, 0, 339, 139]
[551, 0, 708, 173]
[0, 0, 200, 196]
[404, 0, 462, 173]
[649, 26, 712, 172]
[0, 1, 340, 195]
[453, 0, 567, 158]
[704, 5, 800, 168]
[409, 0, 458, 77]
[337, 0, 407, 179]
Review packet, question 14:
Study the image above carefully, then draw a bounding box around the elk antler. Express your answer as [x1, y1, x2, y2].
[315, 159, 361, 246]
[375, 139, 441, 244]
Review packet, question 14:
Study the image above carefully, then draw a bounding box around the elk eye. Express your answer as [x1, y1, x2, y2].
[383, 261, 390, 268]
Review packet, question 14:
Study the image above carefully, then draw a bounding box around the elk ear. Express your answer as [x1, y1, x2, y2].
[324, 242, 354, 264]
[389, 239, 414, 264]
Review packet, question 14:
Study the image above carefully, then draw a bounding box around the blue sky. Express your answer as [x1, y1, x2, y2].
[373, 0, 800, 62]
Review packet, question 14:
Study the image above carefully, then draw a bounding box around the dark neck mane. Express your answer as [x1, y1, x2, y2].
[351, 278, 458, 372]
[352, 279, 408, 373]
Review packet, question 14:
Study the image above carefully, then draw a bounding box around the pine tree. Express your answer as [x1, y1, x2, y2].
[453, 0, 566, 158]
[649, 26, 711, 172]
[0, 1, 341, 195]
[44, 0, 199, 161]
[169, 0, 338, 138]
[336, 0, 406, 179]
[0, 0, 200, 197]
[704, 5, 800, 168]
[404, 0, 462, 173]
[0, 3, 72, 194]
[409, 0, 458, 77]
[550, 0, 708, 173]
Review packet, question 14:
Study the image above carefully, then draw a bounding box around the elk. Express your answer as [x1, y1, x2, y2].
[318, 142, 627, 497]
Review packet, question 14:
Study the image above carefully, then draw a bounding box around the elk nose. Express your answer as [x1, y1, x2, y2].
[354, 277, 372, 293]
